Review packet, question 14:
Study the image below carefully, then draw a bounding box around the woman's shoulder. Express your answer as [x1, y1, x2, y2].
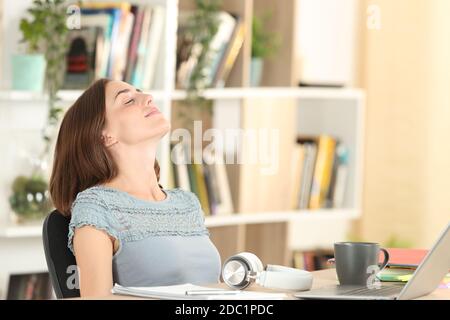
[70, 185, 110, 216]
[74, 185, 103, 200]
[68, 186, 119, 254]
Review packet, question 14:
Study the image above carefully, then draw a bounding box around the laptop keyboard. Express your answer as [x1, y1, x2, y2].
[340, 285, 404, 297]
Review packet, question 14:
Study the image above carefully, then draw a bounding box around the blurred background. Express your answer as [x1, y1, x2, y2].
[0, 0, 449, 299]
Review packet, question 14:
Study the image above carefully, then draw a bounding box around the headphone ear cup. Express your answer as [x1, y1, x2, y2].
[222, 255, 252, 290]
[236, 252, 264, 273]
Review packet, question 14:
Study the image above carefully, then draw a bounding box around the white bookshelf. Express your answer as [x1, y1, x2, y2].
[0, 0, 364, 298]
[0, 208, 358, 238]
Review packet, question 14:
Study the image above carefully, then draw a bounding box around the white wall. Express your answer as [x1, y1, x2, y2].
[360, 0, 450, 248]
[295, 0, 358, 87]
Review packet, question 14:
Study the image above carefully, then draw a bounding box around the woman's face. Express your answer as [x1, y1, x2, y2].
[103, 81, 170, 146]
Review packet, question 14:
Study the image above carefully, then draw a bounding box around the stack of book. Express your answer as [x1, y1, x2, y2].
[169, 143, 234, 217]
[377, 248, 450, 288]
[288, 134, 349, 210]
[7, 272, 53, 300]
[176, 10, 244, 89]
[64, 2, 165, 89]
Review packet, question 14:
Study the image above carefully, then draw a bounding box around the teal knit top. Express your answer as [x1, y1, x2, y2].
[68, 185, 222, 287]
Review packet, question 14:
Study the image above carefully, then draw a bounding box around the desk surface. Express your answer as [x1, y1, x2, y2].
[73, 268, 450, 300]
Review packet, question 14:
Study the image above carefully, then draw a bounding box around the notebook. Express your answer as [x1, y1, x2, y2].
[112, 283, 288, 300]
[377, 267, 450, 289]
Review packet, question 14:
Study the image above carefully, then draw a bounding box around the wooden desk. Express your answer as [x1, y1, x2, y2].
[72, 269, 450, 300]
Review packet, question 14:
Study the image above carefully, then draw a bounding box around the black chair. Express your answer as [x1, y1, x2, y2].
[42, 210, 80, 298]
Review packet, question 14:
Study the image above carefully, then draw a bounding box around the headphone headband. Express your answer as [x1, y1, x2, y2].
[258, 264, 313, 290]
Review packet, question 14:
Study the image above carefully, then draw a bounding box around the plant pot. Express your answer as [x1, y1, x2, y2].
[250, 57, 264, 87]
[9, 174, 52, 224]
[11, 54, 46, 92]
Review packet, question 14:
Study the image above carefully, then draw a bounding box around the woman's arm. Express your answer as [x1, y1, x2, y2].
[73, 226, 115, 297]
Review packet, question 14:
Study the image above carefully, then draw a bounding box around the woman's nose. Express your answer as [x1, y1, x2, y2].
[143, 93, 153, 106]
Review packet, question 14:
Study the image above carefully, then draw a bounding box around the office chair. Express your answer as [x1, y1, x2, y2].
[42, 210, 80, 299]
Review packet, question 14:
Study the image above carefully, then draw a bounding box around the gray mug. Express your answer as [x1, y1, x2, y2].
[331, 242, 389, 286]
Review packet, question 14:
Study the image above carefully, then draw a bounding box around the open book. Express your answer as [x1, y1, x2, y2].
[112, 283, 288, 300]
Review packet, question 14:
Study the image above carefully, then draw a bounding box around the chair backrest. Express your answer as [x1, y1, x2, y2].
[42, 210, 80, 298]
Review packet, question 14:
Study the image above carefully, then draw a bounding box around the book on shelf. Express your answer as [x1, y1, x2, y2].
[63, 2, 165, 89]
[212, 14, 245, 88]
[202, 160, 218, 216]
[330, 143, 349, 209]
[140, 6, 165, 89]
[309, 135, 336, 209]
[193, 162, 211, 216]
[288, 143, 305, 209]
[289, 134, 349, 210]
[124, 5, 145, 83]
[176, 10, 243, 89]
[205, 147, 234, 215]
[7, 272, 52, 300]
[169, 143, 234, 216]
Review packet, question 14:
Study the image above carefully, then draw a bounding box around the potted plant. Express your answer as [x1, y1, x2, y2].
[13, 0, 68, 94]
[251, 12, 280, 87]
[9, 0, 68, 223]
[9, 175, 53, 223]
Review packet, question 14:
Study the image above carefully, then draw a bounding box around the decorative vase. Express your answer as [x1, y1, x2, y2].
[250, 57, 264, 87]
[11, 54, 46, 92]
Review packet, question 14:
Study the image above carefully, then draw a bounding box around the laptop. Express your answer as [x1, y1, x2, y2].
[295, 223, 450, 300]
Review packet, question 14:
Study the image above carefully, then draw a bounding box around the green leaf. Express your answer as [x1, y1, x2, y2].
[251, 12, 280, 58]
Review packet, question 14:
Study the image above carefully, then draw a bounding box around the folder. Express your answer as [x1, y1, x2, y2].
[379, 248, 428, 268]
[112, 283, 288, 300]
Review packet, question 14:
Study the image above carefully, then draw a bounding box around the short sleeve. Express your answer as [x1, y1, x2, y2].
[68, 190, 120, 255]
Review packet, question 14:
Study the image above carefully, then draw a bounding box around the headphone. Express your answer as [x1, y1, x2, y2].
[221, 252, 313, 291]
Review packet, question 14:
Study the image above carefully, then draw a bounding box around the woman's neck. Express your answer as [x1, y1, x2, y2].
[104, 142, 165, 202]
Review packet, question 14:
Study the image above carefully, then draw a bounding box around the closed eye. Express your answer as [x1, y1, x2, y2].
[124, 99, 134, 105]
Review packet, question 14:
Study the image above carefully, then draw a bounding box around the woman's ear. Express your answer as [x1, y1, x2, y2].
[101, 132, 118, 148]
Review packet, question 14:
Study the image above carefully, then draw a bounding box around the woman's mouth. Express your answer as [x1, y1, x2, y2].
[145, 107, 160, 117]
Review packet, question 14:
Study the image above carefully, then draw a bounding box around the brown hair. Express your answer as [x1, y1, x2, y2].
[49, 78, 161, 216]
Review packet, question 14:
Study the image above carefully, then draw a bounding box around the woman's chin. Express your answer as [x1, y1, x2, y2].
[149, 123, 171, 141]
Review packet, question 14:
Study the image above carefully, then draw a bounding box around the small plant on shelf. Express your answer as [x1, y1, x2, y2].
[10, 0, 69, 222]
[250, 11, 280, 86]
[9, 175, 53, 223]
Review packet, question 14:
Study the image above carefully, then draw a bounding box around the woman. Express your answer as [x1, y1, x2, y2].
[49, 79, 221, 297]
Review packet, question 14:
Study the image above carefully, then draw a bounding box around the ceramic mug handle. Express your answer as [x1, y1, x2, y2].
[378, 248, 390, 270]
